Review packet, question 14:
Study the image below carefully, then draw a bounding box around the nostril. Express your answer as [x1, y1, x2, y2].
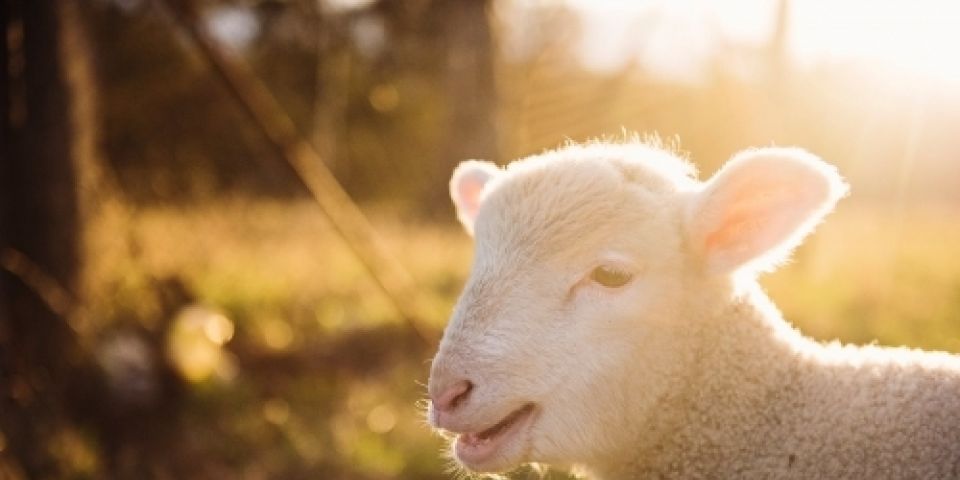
[433, 380, 473, 412]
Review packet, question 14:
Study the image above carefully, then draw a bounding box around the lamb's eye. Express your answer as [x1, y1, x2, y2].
[589, 266, 633, 288]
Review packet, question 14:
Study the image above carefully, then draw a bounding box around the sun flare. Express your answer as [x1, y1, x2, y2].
[560, 0, 960, 84]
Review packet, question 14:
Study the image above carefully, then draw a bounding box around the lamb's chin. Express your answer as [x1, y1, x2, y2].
[453, 442, 527, 474]
[451, 404, 537, 472]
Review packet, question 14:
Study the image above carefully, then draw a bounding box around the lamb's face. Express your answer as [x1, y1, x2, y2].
[427, 143, 846, 473]
[427, 145, 699, 472]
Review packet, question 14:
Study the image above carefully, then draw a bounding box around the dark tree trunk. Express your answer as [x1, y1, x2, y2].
[1, 0, 84, 476]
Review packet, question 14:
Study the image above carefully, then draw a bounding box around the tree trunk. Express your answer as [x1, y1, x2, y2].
[1, 0, 85, 476]
[424, 0, 498, 214]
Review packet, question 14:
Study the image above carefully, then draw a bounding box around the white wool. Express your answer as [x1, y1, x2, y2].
[429, 141, 960, 479]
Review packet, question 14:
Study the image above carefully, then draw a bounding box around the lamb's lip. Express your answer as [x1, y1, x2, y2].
[453, 403, 537, 466]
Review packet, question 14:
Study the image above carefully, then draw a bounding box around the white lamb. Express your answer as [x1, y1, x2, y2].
[426, 141, 960, 479]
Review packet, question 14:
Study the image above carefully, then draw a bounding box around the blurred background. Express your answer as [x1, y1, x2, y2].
[2, 0, 960, 478]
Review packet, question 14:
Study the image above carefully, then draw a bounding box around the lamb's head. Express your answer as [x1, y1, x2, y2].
[427, 142, 847, 473]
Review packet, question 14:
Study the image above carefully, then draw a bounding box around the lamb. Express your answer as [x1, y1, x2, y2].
[425, 141, 960, 479]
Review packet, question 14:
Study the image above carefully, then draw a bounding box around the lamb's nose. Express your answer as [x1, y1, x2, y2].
[431, 380, 473, 412]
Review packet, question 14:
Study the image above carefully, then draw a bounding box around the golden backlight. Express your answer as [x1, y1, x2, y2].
[562, 0, 960, 84]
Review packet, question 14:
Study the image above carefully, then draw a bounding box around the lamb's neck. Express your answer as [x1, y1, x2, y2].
[697, 281, 812, 388]
[591, 282, 809, 479]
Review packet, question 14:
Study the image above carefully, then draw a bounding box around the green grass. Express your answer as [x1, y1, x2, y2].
[76, 199, 960, 479]
[764, 203, 960, 353]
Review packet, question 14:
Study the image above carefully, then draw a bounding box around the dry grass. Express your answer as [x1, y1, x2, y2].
[765, 202, 960, 353]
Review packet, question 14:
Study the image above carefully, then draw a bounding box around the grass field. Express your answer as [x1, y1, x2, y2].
[77, 198, 960, 478]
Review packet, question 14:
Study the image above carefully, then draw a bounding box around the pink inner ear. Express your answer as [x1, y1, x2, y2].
[694, 148, 847, 273]
[460, 179, 485, 219]
[703, 182, 810, 265]
[705, 212, 758, 251]
[451, 161, 500, 233]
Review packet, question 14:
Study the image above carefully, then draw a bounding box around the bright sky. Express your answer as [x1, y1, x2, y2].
[561, 0, 960, 84]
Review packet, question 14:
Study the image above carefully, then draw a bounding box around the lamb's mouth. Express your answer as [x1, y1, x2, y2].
[454, 403, 536, 466]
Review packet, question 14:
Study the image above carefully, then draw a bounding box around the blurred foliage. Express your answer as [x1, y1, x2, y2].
[88, 0, 496, 212]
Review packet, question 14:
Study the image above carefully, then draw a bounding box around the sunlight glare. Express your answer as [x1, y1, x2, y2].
[559, 0, 960, 84]
[790, 0, 960, 82]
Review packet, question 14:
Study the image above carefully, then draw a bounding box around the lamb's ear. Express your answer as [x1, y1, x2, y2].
[450, 160, 500, 235]
[686, 148, 848, 274]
